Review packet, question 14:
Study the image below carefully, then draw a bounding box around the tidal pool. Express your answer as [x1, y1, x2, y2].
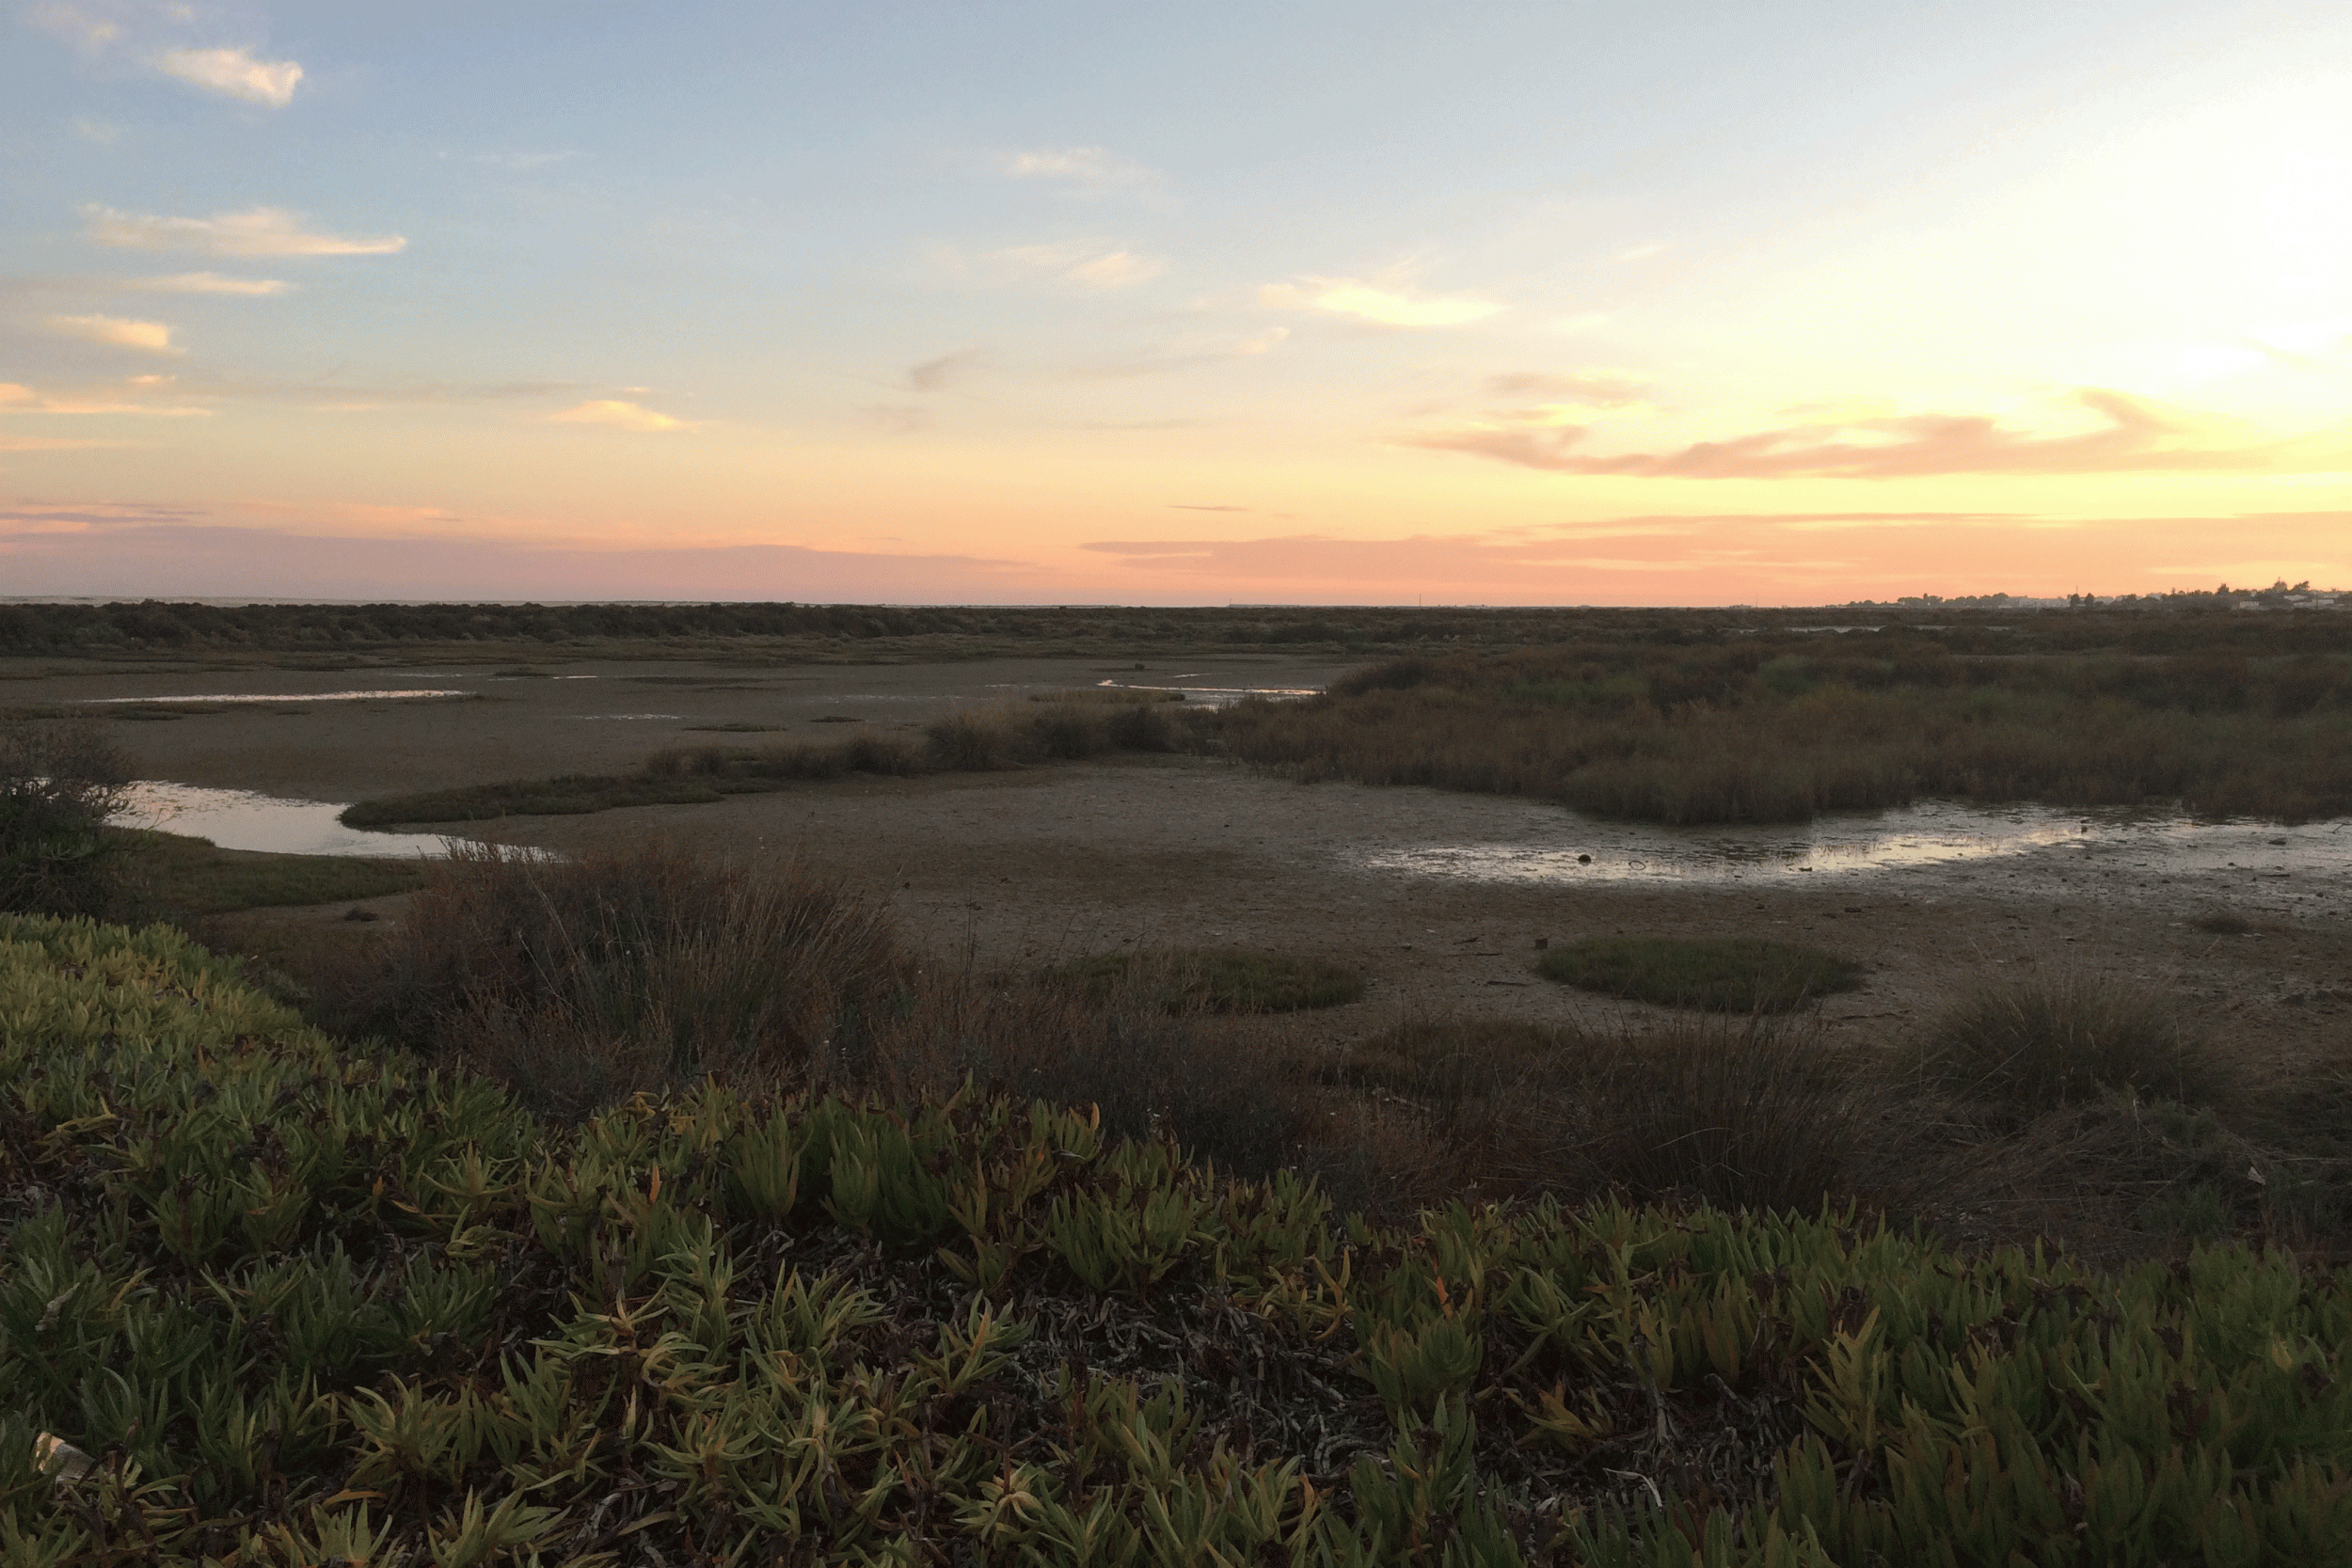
[78, 689, 469, 705]
[1359, 800, 2352, 886]
[114, 783, 459, 858]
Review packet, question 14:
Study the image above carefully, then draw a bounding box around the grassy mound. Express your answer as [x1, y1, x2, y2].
[1537, 935, 1862, 1012]
[5, 915, 2350, 1564]
[1051, 946, 1366, 1012]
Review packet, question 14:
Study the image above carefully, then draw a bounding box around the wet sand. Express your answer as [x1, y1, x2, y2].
[10, 651, 2349, 1069]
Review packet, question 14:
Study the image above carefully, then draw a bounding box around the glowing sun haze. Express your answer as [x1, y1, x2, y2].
[4, 1, 2346, 605]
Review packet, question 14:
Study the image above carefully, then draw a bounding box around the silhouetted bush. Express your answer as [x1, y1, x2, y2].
[0, 719, 135, 918]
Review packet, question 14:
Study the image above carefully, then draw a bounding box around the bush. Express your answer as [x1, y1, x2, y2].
[1049, 947, 1366, 1013]
[1913, 970, 2222, 1116]
[1536, 935, 1862, 1012]
[0, 719, 135, 918]
[369, 840, 912, 1115]
[1334, 1016, 1883, 1213]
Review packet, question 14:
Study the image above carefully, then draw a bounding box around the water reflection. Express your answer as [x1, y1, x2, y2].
[1091, 680, 1320, 707]
[114, 783, 458, 858]
[78, 689, 469, 705]
[1361, 800, 2352, 884]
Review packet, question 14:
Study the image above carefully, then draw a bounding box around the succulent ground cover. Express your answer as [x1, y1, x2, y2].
[5, 914, 2350, 1564]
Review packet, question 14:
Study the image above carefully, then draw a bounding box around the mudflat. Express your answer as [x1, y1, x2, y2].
[9, 650, 2347, 1067]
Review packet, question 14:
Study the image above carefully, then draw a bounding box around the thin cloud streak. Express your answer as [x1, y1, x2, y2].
[995, 146, 1152, 186]
[1260, 276, 1503, 328]
[83, 206, 406, 258]
[123, 272, 291, 295]
[546, 400, 692, 433]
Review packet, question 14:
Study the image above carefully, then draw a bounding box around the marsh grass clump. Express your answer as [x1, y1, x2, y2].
[2189, 906, 2255, 935]
[1913, 969, 2222, 1117]
[1049, 946, 1366, 1013]
[0, 718, 135, 919]
[1536, 934, 1863, 1012]
[373, 840, 912, 1115]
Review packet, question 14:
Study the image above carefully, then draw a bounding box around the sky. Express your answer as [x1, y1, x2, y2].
[3, 1, 2348, 606]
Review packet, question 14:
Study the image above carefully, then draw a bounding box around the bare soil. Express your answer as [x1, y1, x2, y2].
[11, 652, 2348, 1070]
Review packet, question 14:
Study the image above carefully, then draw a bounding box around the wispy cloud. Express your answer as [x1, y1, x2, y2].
[83, 205, 406, 257]
[47, 313, 183, 356]
[994, 146, 1154, 186]
[1259, 275, 1503, 328]
[121, 272, 291, 295]
[0, 377, 210, 416]
[546, 400, 692, 433]
[156, 46, 302, 106]
[25, 3, 120, 50]
[1407, 389, 2339, 479]
[906, 348, 986, 392]
[1070, 326, 1287, 380]
[933, 240, 1166, 291]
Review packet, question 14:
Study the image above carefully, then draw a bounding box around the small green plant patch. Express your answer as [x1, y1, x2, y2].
[122, 829, 427, 916]
[1053, 946, 1366, 1012]
[1537, 935, 1862, 1011]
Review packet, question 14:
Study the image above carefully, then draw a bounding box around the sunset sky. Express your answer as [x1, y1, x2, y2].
[4, 1, 2347, 605]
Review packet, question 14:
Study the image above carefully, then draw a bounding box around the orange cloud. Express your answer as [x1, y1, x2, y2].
[1408, 389, 2340, 478]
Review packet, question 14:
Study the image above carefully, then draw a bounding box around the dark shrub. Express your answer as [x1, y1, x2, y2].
[0, 720, 135, 918]
[1537, 935, 1862, 1012]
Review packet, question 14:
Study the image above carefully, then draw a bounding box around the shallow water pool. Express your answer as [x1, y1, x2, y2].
[1360, 800, 2352, 885]
[114, 783, 460, 858]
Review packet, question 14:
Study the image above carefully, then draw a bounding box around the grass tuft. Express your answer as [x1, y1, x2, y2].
[1536, 934, 1862, 1012]
[1912, 970, 2223, 1116]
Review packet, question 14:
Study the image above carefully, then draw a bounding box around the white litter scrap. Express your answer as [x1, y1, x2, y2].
[33, 1433, 94, 1488]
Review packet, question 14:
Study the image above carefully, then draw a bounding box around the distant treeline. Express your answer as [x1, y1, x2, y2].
[1, 595, 2345, 657]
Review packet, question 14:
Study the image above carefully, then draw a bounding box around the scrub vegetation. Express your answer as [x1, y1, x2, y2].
[1203, 620, 2352, 825]
[341, 698, 1187, 826]
[8, 912, 2352, 1565]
